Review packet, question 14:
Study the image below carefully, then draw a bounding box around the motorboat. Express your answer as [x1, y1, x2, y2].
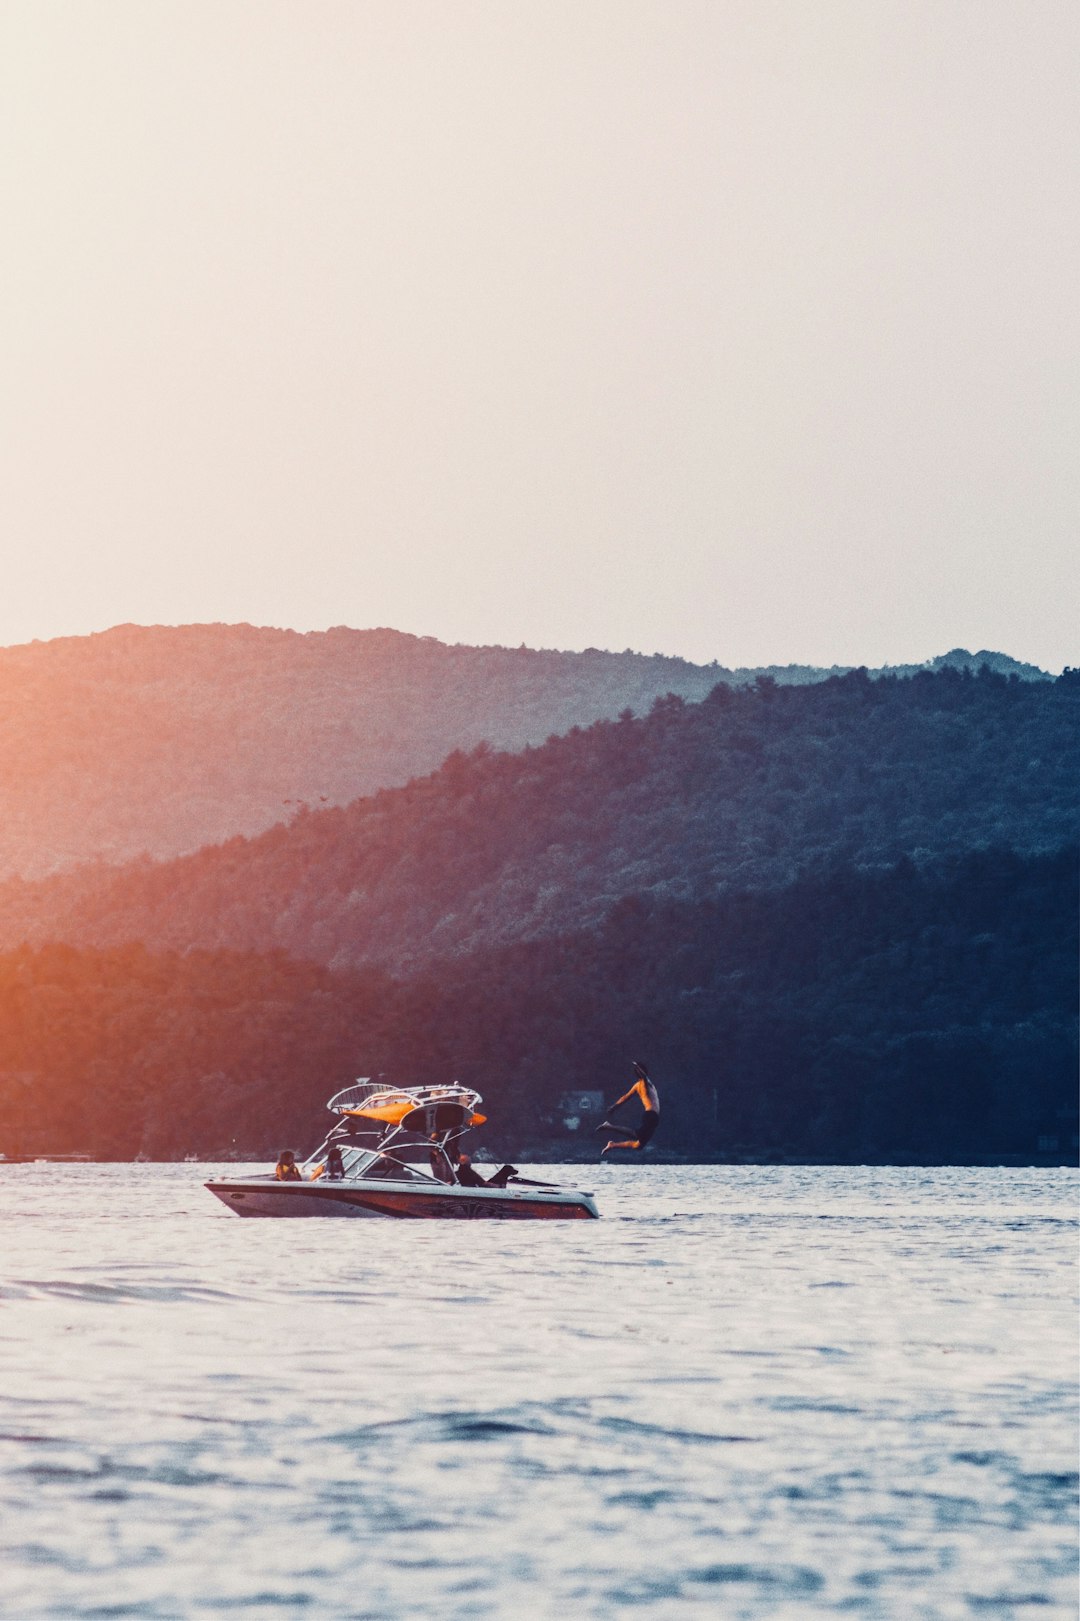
[205, 1081, 599, 1220]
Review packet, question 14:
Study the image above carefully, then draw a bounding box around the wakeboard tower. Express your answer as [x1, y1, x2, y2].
[205, 1080, 599, 1220]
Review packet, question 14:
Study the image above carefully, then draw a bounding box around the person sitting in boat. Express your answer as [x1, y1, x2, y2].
[324, 1144, 345, 1180]
[599, 1062, 660, 1155]
[274, 1149, 303, 1181]
[455, 1153, 518, 1188]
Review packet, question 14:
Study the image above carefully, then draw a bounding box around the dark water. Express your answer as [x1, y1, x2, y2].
[0, 1164, 1076, 1618]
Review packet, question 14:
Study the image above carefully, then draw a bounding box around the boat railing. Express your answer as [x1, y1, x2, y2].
[326, 1081, 482, 1117]
[324, 1079, 380, 1114]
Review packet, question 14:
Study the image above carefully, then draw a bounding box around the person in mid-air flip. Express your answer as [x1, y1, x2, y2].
[599, 1062, 660, 1155]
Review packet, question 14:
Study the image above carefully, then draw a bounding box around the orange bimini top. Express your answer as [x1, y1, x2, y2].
[343, 1092, 416, 1126]
[342, 1088, 486, 1130]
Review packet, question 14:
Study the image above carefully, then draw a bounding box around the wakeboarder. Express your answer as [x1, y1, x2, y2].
[599, 1062, 660, 1154]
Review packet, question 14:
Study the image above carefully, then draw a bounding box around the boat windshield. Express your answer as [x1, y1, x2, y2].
[360, 1152, 435, 1183]
[301, 1145, 441, 1184]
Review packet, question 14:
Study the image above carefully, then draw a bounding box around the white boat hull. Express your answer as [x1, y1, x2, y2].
[205, 1176, 598, 1220]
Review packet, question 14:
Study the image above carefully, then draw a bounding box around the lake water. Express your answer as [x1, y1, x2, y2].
[0, 1164, 1076, 1619]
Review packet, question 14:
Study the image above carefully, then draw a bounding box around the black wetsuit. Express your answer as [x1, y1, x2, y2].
[635, 1111, 659, 1148]
[600, 1071, 661, 1149]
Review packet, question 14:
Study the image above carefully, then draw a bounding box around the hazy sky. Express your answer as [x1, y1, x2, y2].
[1, 1, 1076, 669]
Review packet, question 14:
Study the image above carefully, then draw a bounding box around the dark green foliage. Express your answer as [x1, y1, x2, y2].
[389, 846, 1077, 1163]
[0, 849, 1074, 1164]
[1, 667, 1075, 971]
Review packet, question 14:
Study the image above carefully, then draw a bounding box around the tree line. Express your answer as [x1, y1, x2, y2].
[1, 846, 1074, 1164]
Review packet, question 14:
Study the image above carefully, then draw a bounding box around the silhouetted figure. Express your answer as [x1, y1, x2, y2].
[600, 1062, 660, 1155]
[324, 1144, 345, 1180]
[485, 1163, 519, 1188]
[455, 1153, 518, 1188]
[455, 1152, 487, 1187]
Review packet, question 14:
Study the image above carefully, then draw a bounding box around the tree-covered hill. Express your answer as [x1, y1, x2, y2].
[0, 848, 1073, 1163]
[1, 666, 1075, 971]
[0, 621, 1048, 881]
[0, 622, 719, 879]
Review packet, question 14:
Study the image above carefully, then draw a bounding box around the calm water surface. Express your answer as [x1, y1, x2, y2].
[0, 1164, 1076, 1619]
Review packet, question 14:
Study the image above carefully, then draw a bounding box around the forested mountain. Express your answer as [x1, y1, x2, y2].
[0, 621, 1048, 880]
[0, 622, 716, 878]
[1, 667, 1074, 971]
[1, 848, 1073, 1163]
[1, 651, 1072, 1165]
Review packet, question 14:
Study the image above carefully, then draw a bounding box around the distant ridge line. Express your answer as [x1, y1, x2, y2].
[0, 620, 1053, 683]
